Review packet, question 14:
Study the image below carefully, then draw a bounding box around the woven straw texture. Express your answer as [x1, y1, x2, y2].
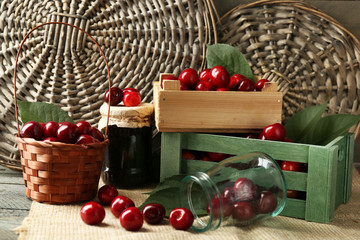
[16, 136, 109, 204]
[219, 0, 360, 122]
[0, 0, 217, 170]
[15, 167, 360, 240]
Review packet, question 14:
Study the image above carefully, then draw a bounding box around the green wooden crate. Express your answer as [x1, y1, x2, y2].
[160, 132, 354, 223]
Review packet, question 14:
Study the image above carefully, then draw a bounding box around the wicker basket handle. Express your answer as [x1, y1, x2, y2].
[14, 22, 111, 138]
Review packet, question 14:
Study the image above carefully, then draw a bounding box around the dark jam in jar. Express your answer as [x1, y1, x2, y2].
[101, 125, 152, 189]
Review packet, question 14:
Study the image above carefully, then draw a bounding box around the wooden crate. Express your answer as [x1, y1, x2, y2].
[153, 75, 283, 133]
[160, 132, 354, 223]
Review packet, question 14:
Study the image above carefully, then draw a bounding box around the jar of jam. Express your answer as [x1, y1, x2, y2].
[98, 102, 154, 189]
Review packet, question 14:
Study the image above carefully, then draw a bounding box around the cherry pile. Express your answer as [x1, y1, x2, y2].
[104, 87, 141, 107]
[20, 120, 104, 144]
[80, 184, 194, 231]
[162, 67, 269, 91]
[208, 177, 278, 222]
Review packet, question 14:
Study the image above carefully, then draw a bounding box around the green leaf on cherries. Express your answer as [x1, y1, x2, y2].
[17, 100, 74, 124]
[285, 103, 327, 143]
[299, 114, 360, 145]
[206, 44, 253, 81]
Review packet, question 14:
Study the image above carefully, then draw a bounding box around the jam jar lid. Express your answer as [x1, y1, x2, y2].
[98, 102, 154, 130]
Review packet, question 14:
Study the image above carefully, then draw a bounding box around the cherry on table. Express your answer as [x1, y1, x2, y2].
[169, 208, 194, 230]
[104, 87, 124, 106]
[142, 203, 165, 225]
[110, 195, 135, 217]
[43, 121, 59, 138]
[80, 201, 105, 225]
[20, 121, 44, 140]
[210, 66, 230, 88]
[120, 207, 143, 231]
[98, 184, 118, 205]
[178, 68, 198, 87]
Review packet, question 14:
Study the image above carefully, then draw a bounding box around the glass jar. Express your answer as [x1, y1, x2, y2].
[98, 102, 154, 188]
[179, 152, 286, 232]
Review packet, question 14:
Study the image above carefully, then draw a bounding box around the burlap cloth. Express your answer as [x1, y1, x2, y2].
[15, 168, 360, 240]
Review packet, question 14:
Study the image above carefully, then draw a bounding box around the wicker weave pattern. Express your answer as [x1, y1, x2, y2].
[0, 0, 217, 169]
[219, 0, 360, 121]
[16, 137, 109, 204]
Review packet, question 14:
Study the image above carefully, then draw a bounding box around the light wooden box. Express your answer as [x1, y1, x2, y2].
[160, 132, 354, 223]
[153, 74, 283, 133]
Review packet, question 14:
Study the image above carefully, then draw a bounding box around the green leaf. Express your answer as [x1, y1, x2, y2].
[284, 103, 327, 143]
[301, 114, 360, 145]
[207, 44, 253, 80]
[17, 100, 74, 124]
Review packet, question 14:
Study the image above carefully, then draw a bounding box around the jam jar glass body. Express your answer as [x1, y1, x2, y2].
[98, 102, 154, 189]
[179, 152, 286, 232]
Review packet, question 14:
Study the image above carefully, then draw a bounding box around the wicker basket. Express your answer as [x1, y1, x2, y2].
[0, 0, 218, 170]
[14, 22, 110, 204]
[219, 0, 360, 122]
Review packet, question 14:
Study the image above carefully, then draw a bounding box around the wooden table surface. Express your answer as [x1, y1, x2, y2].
[1, 164, 360, 240]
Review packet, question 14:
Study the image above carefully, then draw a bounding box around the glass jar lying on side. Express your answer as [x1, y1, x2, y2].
[179, 152, 286, 232]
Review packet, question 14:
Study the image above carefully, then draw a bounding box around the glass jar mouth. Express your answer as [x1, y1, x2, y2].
[179, 172, 222, 232]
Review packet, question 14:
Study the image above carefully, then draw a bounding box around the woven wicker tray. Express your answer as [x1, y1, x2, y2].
[0, 0, 218, 170]
[219, 0, 360, 122]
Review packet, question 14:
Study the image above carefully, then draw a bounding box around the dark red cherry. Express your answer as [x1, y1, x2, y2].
[237, 78, 255, 91]
[233, 178, 257, 201]
[104, 87, 123, 106]
[232, 201, 255, 221]
[43, 121, 59, 138]
[20, 121, 44, 140]
[199, 69, 211, 82]
[56, 122, 79, 143]
[210, 66, 230, 88]
[76, 121, 92, 135]
[142, 203, 165, 225]
[195, 80, 214, 91]
[255, 79, 270, 91]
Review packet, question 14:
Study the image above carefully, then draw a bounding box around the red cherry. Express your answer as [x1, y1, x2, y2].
[98, 184, 118, 205]
[180, 81, 191, 90]
[178, 68, 198, 87]
[42, 137, 59, 142]
[255, 79, 270, 91]
[90, 127, 104, 142]
[122, 88, 140, 94]
[161, 75, 178, 88]
[195, 80, 214, 91]
[287, 189, 298, 198]
[216, 88, 228, 91]
[20, 121, 44, 140]
[206, 195, 232, 219]
[181, 151, 196, 160]
[232, 201, 255, 221]
[43, 121, 59, 138]
[56, 122, 79, 143]
[228, 74, 246, 90]
[281, 161, 302, 172]
[210, 66, 230, 88]
[40, 123, 45, 128]
[142, 203, 165, 225]
[237, 78, 255, 91]
[76, 121, 92, 135]
[76, 135, 99, 144]
[260, 123, 286, 141]
[80, 201, 105, 225]
[120, 207, 143, 231]
[169, 208, 194, 230]
[123, 91, 141, 107]
[58, 121, 72, 127]
[104, 87, 124, 106]
[208, 152, 229, 162]
[233, 178, 257, 201]
[110, 195, 135, 218]
[222, 187, 236, 205]
[199, 69, 211, 82]
[255, 191, 277, 214]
